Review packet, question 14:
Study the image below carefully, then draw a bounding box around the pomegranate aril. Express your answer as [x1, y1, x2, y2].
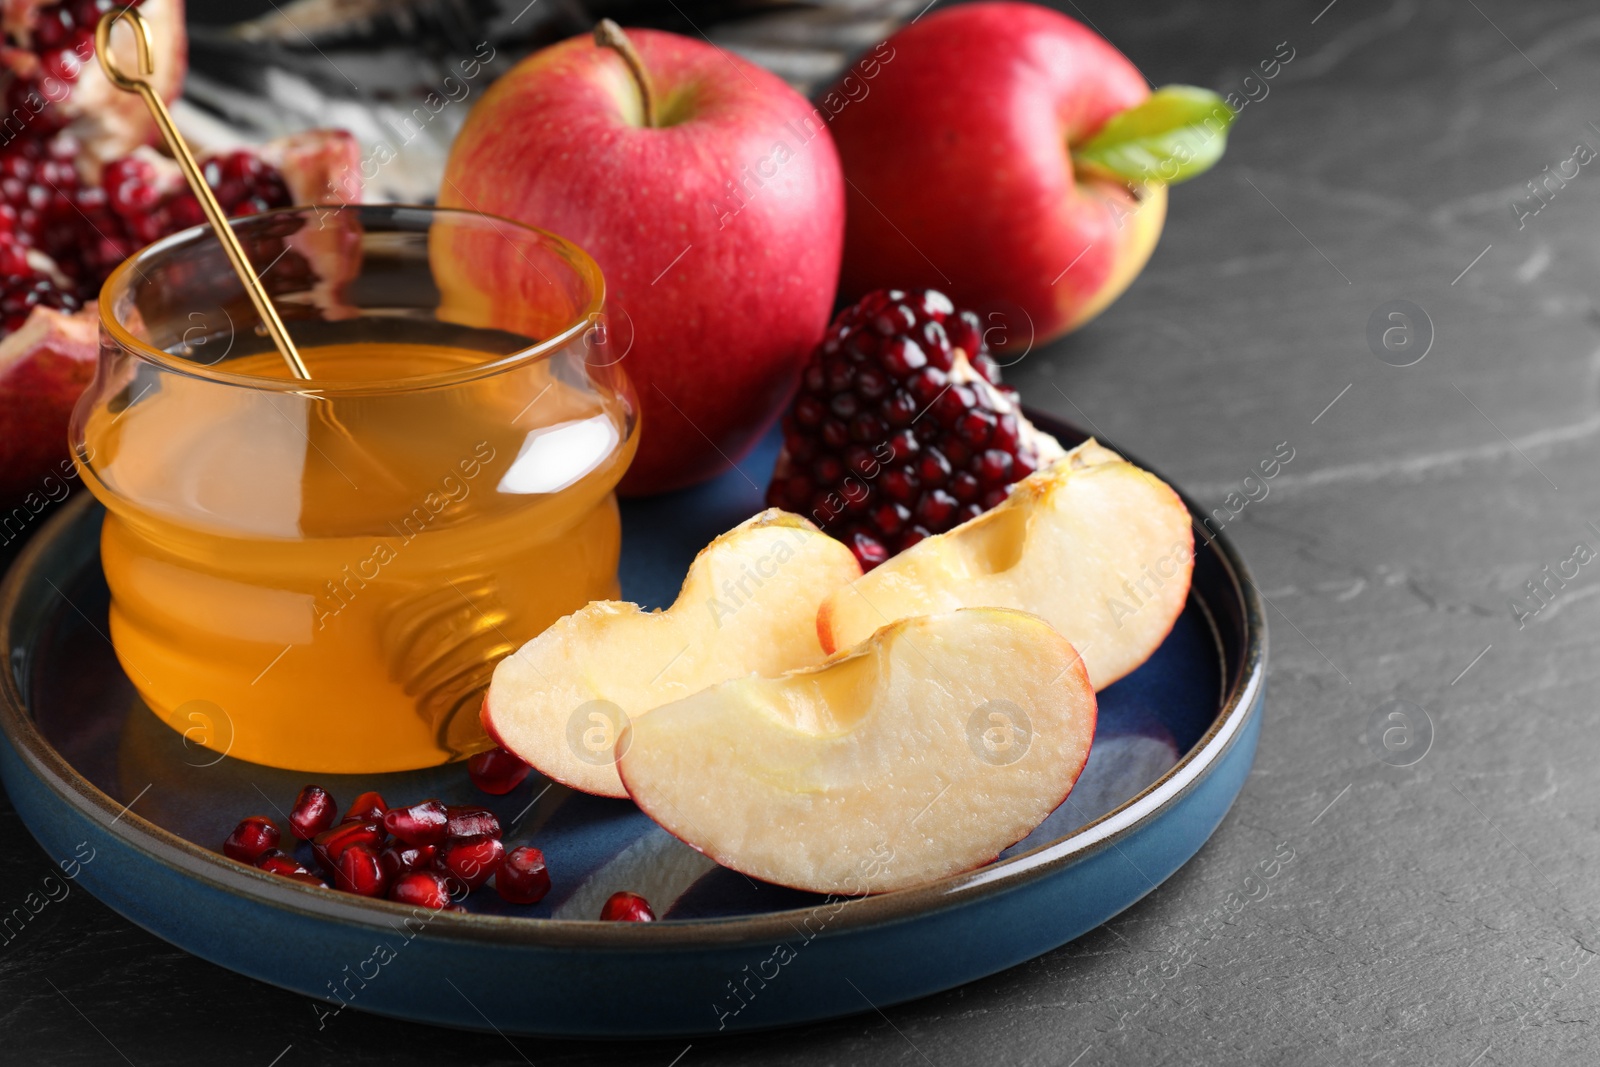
[334, 844, 391, 897]
[934, 385, 975, 427]
[873, 304, 916, 336]
[223, 816, 280, 864]
[848, 531, 889, 571]
[916, 490, 957, 527]
[495, 847, 552, 905]
[921, 321, 954, 371]
[289, 786, 338, 841]
[379, 843, 438, 881]
[786, 432, 816, 464]
[383, 800, 449, 846]
[287, 871, 331, 889]
[882, 468, 918, 504]
[856, 366, 889, 399]
[600, 891, 656, 922]
[913, 288, 955, 321]
[950, 471, 980, 504]
[312, 819, 386, 871]
[780, 475, 812, 511]
[992, 414, 1020, 452]
[880, 337, 927, 377]
[843, 445, 874, 477]
[979, 449, 1014, 485]
[794, 395, 825, 427]
[957, 411, 995, 448]
[343, 791, 388, 823]
[467, 746, 532, 795]
[898, 526, 931, 552]
[948, 310, 982, 357]
[909, 367, 948, 405]
[850, 331, 881, 359]
[256, 849, 311, 878]
[824, 357, 854, 392]
[437, 835, 505, 891]
[883, 392, 917, 427]
[871, 502, 910, 537]
[917, 450, 952, 486]
[34, 10, 72, 49]
[444, 805, 501, 841]
[389, 869, 454, 910]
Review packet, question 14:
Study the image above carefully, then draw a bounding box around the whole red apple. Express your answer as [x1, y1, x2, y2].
[831, 2, 1232, 348]
[441, 24, 845, 495]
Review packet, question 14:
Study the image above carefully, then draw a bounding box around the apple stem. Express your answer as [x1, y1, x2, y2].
[594, 19, 658, 128]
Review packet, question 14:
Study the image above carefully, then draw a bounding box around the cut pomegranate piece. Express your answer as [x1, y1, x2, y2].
[599, 891, 656, 922]
[343, 791, 388, 823]
[494, 847, 551, 906]
[389, 869, 454, 910]
[222, 816, 279, 864]
[288, 786, 337, 841]
[767, 288, 1063, 567]
[0, 304, 96, 502]
[467, 746, 532, 795]
[382, 800, 449, 847]
[311, 820, 385, 872]
[0, 128, 361, 509]
[0, 0, 186, 159]
[334, 844, 390, 897]
[444, 805, 501, 841]
[0, 260, 78, 332]
[437, 835, 504, 892]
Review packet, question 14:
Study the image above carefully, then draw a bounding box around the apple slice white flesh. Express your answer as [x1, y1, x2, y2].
[818, 439, 1193, 690]
[617, 608, 1097, 895]
[484, 509, 861, 797]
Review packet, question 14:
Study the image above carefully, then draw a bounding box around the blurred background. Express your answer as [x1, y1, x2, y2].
[179, 1, 922, 202]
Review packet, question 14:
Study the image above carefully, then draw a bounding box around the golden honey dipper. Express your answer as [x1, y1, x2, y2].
[95, 6, 311, 379]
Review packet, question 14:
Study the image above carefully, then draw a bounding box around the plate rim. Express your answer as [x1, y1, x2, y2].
[0, 420, 1266, 950]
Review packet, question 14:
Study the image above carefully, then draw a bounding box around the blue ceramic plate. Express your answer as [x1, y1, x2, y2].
[0, 413, 1264, 1037]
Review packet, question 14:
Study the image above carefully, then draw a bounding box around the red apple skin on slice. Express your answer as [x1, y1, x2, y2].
[617, 608, 1097, 895]
[817, 440, 1193, 690]
[483, 509, 861, 798]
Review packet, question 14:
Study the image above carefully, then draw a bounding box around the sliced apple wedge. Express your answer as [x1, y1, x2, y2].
[617, 608, 1097, 895]
[484, 509, 861, 797]
[818, 439, 1193, 690]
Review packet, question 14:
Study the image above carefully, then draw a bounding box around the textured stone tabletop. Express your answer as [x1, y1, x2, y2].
[3, 0, 1597, 1063]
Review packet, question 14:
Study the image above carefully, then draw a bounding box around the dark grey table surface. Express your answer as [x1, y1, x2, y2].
[5, 0, 1597, 1063]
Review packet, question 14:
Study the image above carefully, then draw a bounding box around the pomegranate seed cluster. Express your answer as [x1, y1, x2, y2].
[766, 288, 1049, 570]
[220, 746, 655, 920]
[0, 1, 296, 332]
[2, 0, 123, 129]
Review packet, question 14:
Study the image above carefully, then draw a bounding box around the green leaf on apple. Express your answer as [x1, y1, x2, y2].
[1071, 86, 1236, 186]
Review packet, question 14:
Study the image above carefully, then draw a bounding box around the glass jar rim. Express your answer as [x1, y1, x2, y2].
[96, 204, 607, 397]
